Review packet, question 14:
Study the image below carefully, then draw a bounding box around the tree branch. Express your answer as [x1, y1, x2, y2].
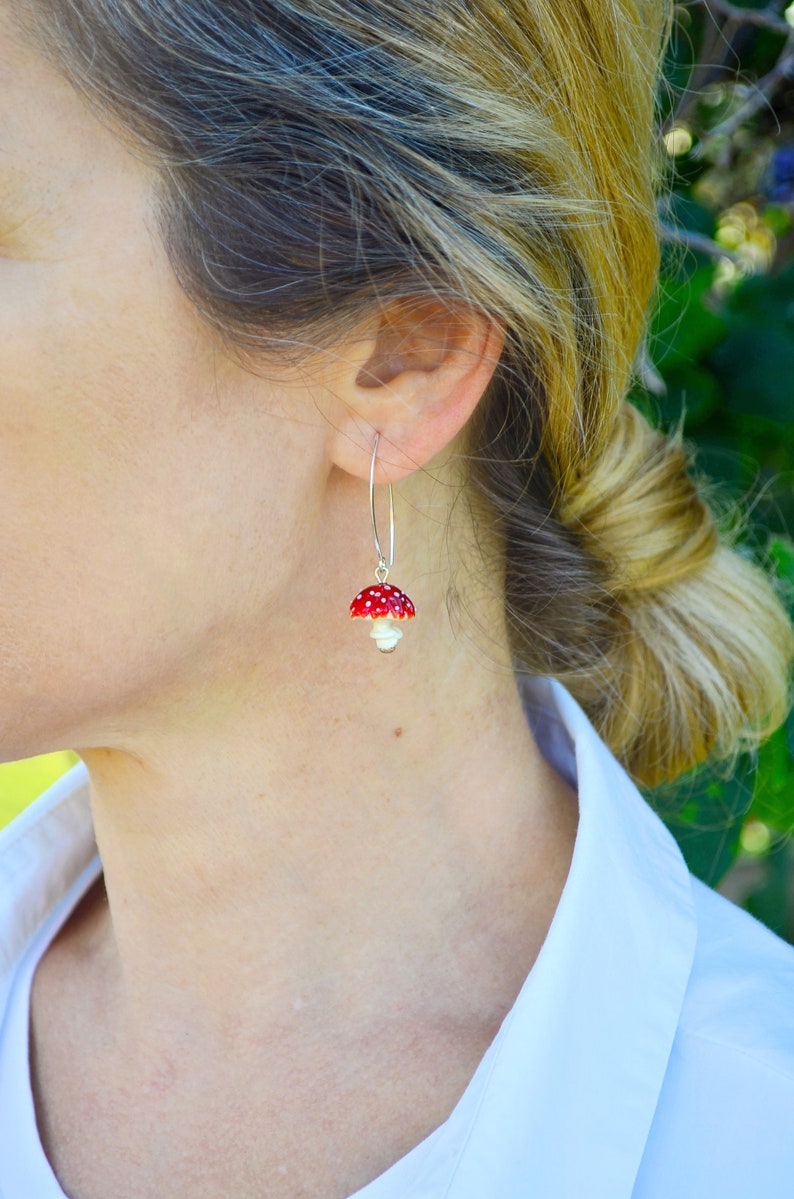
[704, 39, 794, 142]
[698, 0, 793, 38]
[667, 10, 744, 130]
[660, 221, 743, 262]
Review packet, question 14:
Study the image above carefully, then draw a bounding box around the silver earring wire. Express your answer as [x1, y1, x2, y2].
[370, 433, 394, 583]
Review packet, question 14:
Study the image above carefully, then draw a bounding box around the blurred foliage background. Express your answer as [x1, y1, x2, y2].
[1, 0, 794, 940]
[633, 0, 794, 941]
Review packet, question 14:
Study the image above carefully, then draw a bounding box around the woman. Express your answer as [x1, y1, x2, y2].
[0, 1, 792, 1195]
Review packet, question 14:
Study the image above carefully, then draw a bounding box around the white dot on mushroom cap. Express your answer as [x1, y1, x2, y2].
[365, 601, 371, 607]
[356, 593, 362, 599]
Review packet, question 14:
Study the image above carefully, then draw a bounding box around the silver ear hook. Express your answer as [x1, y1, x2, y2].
[370, 433, 394, 583]
[349, 433, 416, 651]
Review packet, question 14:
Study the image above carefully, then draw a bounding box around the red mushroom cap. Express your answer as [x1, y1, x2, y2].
[349, 583, 416, 620]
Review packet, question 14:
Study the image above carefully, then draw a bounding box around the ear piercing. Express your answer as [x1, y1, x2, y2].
[349, 434, 416, 652]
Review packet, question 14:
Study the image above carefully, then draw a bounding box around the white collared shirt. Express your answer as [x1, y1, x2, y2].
[1, 677, 793, 1198]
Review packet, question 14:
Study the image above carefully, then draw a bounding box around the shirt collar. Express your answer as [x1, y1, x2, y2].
[438, 675, 698, 1198]
[0, 678, 698, 1199]
[0, 764, 95, 993]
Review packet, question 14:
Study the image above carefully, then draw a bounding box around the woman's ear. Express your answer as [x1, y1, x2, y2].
[319, 297, 506, 482]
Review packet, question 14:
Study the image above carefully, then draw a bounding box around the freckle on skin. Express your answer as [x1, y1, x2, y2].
[394, 727, 403, 738]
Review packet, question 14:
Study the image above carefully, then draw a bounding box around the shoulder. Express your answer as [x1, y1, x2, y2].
[681, 874, 794, 1072]
[634, 878, 794, 1197]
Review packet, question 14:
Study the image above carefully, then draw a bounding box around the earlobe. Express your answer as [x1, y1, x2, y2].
[325, 298, 506, 483]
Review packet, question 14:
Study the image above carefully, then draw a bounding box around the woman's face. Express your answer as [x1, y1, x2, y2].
[0, 12, 335, 759]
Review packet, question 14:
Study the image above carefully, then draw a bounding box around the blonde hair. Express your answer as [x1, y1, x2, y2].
[20, 0, 794, 784]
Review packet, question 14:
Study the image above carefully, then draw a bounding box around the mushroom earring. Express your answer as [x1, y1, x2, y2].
[349, 433, 416, 653]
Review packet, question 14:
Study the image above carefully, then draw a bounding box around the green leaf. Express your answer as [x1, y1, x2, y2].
[650, 265, 727, 371]
[712, 328, 794, 422]
[725, 264, 794, 327]
[658, 364, 721, 428]
[763, 205, 792, 238]
[656, 758, 756, 885]
[748, 725, 794, 836]
[663, 192, 717, 239]
[769, 537, 794, 586]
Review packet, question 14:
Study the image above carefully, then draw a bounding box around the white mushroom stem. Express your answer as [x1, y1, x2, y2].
[369, 618, 403, 653]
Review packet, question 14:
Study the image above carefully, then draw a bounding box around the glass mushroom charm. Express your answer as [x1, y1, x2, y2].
[350, 582, 416, 652]
[350, 433, 417, 653]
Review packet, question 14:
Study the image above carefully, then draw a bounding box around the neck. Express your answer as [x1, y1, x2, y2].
[78, 615, 577, 1048]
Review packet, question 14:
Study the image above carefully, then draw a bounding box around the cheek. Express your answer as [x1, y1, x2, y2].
[0, 250, 313, 758]
[0, 263, 178, 748]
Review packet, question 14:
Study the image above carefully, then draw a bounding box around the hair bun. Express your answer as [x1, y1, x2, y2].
[560, 402, 717, 594]
[557, 402, 793, 786]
